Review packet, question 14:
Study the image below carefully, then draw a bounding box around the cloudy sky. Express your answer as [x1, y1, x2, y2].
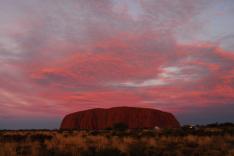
[0, 0, 234, 129]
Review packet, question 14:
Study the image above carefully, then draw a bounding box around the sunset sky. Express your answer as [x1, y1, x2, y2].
[0, 0, 234, 129]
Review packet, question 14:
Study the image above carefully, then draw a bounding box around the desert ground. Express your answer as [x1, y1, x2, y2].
[0, 123, 234, 156]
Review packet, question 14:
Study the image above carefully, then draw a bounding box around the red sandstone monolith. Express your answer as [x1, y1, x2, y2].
[60, 107, 180, 130]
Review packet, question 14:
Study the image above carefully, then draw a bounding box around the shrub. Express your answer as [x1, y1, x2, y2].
[80, 146, 125, 156]
[128, 143, 146, 156]
[80, 146, 97, 156]
[113, 123, 128, 131]
[97, 147, 125, 156]
[30, 134, 53, 143]
[0, 134, 28, 142]
[16, 145, 32, 155]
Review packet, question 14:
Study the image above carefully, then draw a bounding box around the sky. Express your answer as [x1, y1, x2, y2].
[0, 0, 234, 129]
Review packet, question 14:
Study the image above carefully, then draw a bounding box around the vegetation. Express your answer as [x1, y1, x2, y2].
[112, 123, 128, 131]
[0, 123, 234, 156]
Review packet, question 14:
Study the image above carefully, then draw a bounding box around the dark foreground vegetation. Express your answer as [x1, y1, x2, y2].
[0, 123, 234, 156]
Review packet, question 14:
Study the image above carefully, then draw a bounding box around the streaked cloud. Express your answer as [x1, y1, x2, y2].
[0, 0, 233, 128]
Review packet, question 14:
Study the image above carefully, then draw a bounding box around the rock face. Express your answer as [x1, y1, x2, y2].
[60, 107, 180, 130]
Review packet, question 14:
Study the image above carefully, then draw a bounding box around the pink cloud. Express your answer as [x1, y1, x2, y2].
[0, 0, 233, 125]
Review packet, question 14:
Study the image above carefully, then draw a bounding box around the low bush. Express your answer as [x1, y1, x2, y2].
[0, 124, 234, 156]
[113, 123, 128, 131]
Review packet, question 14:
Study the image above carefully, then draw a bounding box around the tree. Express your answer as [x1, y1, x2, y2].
[113, 123, 128, 131]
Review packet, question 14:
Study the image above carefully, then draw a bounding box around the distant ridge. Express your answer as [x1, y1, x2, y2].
[60, 106, 180, 130]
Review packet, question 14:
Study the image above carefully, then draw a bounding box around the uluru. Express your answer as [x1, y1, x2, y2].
[60, 107, 180, 130]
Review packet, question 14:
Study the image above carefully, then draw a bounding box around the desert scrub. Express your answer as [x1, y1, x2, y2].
[0, 124, 234, 156]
